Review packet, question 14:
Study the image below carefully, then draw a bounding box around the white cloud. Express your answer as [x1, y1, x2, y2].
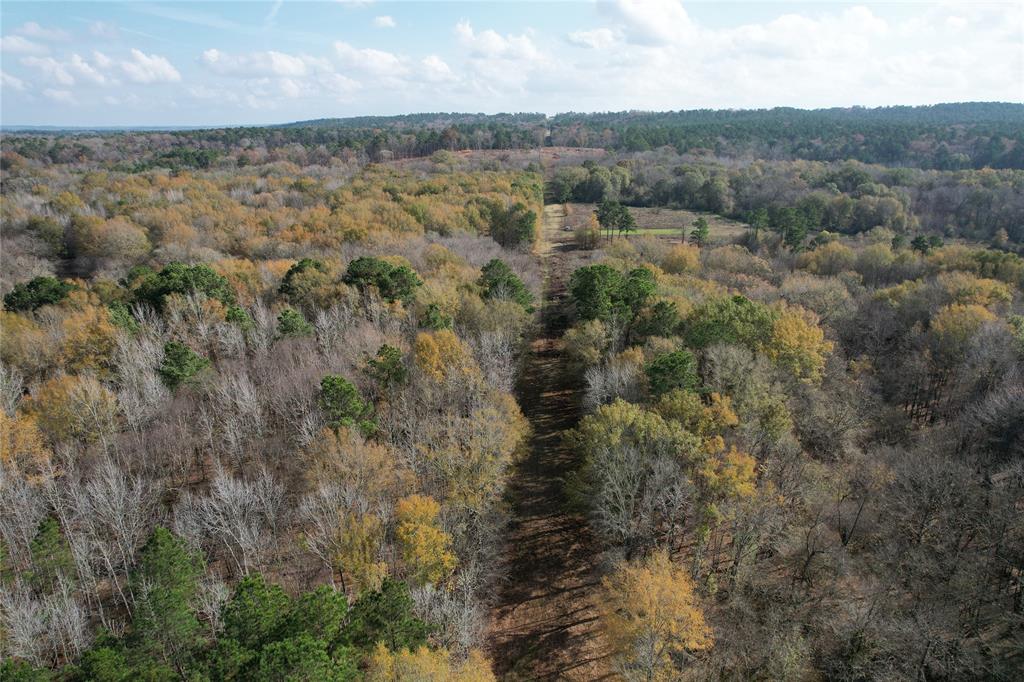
[16, 22, 70, 42]
[1, 35, 49, 55]
[421, 55, 454, 82]
[93, 51, 114, 70]
[567, 28, 618, 50]
[333, 41, 408, 77]
[20, 56, 75, 85]
[121, 49, 181, 84]
[318, 72, 362, 97]
[455, 20, 540, 61]
[610, 0, 695, 46]
[3, 0, 1018, 123]
[373, 15, 396, 29]
[539, 0, 1020, 111]
[68, 54, 109, 85]
[1, 70, 26, 91]
[43, 88, 76, 105]
[452, 21, 545, 95]
[279, 77, 302, 98]
[200, 49, 326, 77]
[19, 52, 119, 88]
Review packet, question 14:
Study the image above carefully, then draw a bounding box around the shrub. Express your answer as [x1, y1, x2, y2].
[644, 349, 699, 397]
[135, 262, 237, 309]
[344, 257, 422, 303]
[318, 375, 375, 435]
[3, 276, 74, 311]
[478, 259, 534, 310]
[158, 341, 210, 389]
[277, 307, 314, 337]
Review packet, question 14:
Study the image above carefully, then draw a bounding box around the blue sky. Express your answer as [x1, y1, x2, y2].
[1, 1, 1021, 127]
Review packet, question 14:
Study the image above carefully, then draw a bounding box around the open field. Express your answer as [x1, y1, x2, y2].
[562, 203, 749, 244]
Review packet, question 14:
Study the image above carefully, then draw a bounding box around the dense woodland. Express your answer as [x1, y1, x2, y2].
[7, 102, 1024, 170]
[1, 105, 1023, 680]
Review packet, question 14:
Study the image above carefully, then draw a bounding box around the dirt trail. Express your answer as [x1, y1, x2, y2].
[487, 206, 613, 680]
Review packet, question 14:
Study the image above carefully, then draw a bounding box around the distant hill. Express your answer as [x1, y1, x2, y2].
[279, 112, 549, 129]
[3, 102, 1021, 169]
[282, 102, 1024, 129]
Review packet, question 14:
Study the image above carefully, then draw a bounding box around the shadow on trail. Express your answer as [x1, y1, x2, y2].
[487, 207, 612, 680]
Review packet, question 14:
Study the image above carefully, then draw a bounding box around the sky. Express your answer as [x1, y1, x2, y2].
[0, 1, 1021, 127]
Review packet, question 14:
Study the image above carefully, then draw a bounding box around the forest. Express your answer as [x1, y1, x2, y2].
[1, 105, 1022, 681]
[6, 102, 1024, 171]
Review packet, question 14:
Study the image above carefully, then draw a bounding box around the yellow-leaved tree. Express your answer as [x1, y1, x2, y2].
[413, 329, 479, 383]
[333, 510, 388, 594]
[700, 447, 758, 501]
[654, 390, 739, 438]
[766, 305, 833, 382]
[22, 374, 118, 446]
[58, 304, 119, 375]
[368, 644, 495, 682]
[394, 494, 457, 586]
[0, 411, 52, 482]
[930, 303, 997, 359]
[598, 550, 713, 681]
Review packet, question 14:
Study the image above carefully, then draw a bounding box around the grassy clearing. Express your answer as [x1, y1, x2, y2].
[562, 203, 749, 244]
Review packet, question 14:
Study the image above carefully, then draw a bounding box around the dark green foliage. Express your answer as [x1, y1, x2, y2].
[343, 257, 422, 303]
[208, 580, 359, 681]
[570, 265, 625, 322]
[911, 233, 946, 255]
[3, 276, 74, 312]
[569, 265, 655, 325]
[633, 300, 682, 340]
[770, 207, 809, 250]
[128, 527, 205, 673]
[276, 307, 313, 337]
[151, 148, 219, 170]
[367, 345, 407, 389]
[222, 575, 293, 652]
[0, 659, 53, 682]
[385, 266, 422, 303]
[206, 637, 256, 682]
[478, 259, 534, 309]
[226, 305, 254, 331]
[254, 634, 357, 682]
[27, 516, 75, 593]
[284, 586, 350, 646]
[72, 641, 134, 682]
[157, 341, 210, 389]
[596, 200, 636, 238]
[279, 258, 329, 305]
[684, 295, 777, 349]
[621, 268, 656, 313]
[134, 262, 236, 310]
[689, 217, 710, 246]
[748, 208, 769, 236]
[318, 375, 375, 435]
[107, 301, 139, 333]
[345, 578, 431, 651]
[488, 201, 537, 248]
[645, 350, 699, 397]
[420, 303, 452, 330]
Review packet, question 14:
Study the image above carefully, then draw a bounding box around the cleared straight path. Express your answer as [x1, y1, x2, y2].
[487, 205, 614, 680]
